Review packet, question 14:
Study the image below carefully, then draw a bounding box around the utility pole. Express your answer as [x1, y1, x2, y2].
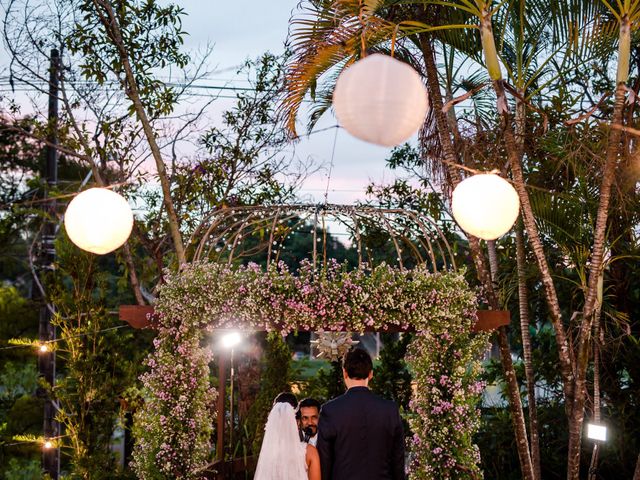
[38, 48, 60, 479]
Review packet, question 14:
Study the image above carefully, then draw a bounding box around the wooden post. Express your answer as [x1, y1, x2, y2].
[216, 354, 227, 464]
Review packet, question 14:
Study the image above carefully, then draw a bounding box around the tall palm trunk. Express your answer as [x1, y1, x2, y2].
[479, 18, 575, 411]
[516, 224, 541, 480]
[514, 86, 541, 479]
[420, 35, 534, 480]
[567, 13, 630, 477]
[567, 80, 627, 480]
[634, 452, 640, 480]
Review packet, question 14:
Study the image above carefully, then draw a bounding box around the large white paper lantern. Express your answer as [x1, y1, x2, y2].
[64, 188, 134, 254]
[451, 173, 520, 240]
[332, 54, 429, 147]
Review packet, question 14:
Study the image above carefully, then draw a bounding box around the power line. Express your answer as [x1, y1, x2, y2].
[0, 79, 264, 93]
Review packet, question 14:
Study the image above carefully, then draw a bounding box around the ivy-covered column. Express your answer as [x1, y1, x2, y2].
[406, 274, 488, 479]
[132, 265, 217, 480]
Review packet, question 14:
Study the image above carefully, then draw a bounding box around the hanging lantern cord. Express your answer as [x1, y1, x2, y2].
[390, 24, 400, 58]
[324, 125, 339, 206]
[312, 207, 319, 271]
[359, 0, 367, 57]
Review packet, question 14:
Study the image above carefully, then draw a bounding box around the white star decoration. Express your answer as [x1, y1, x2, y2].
[310, 332, 359, 362]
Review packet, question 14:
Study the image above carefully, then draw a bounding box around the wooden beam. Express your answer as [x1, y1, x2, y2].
[118, 305, 510, 332]
[119, 305, 155, 329]
[216, 354, 227, 464]
[473, 310, 510, 332]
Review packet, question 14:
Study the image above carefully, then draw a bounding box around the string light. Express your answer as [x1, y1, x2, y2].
[0, 325, 131, 352]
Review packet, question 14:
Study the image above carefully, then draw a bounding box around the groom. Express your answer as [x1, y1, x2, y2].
[316, 348, 405, 480]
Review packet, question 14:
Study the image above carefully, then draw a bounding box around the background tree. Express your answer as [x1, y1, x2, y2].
[1, 1, 311, 476]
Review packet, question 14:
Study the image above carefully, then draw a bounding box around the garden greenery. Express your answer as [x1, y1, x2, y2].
[133, 260, 488, 479]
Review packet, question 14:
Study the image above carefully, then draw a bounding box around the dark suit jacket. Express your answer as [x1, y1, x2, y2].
[316, 386, 405, 480]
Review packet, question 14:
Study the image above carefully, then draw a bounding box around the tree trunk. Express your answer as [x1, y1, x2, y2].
[516, 224, 541, 480]
[420, 35, 534, 480]
[513, 92, 541, 479]
[568, 81, 627, 480]
[492, 79, 575, 407]
[476, 5, 575, 411]
[487, 241, 535, 480]
[478, 9, 576, 474]
[568, 16, 630, 476]
[633, 451, 640, 480]
[92, 0, 186, 266]
[122, 242, 145, 305]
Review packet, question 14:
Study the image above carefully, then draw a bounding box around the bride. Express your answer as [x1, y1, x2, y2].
[254, 392, 321, 480]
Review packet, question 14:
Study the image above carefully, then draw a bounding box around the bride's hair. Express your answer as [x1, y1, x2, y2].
[273, 391, 298, 409]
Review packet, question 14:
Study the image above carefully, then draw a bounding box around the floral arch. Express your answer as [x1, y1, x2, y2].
[132, 205, 489, 480]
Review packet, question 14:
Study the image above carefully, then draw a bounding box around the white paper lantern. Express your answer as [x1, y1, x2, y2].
[64, 188, 134, 254]
[451, 173, 520, 240]
[333, 54, 429, 147]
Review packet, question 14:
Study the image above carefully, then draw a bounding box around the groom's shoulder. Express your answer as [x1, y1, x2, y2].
[321, 393, 347, 410]
[319, 391, 353, 414]
[370, 392, 400, 411]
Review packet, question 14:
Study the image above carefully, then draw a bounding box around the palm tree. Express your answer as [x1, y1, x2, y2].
[283, 1, 640, 478]
[283, 2, 538, 478]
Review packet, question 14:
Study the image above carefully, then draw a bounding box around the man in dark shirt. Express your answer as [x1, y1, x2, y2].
[316, 348, 405, 480]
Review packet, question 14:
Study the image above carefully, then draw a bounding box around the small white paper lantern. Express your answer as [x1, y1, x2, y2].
[332, 54, 429, 147]
[64, 187, 134, 254]
[451, 173, 520, 240]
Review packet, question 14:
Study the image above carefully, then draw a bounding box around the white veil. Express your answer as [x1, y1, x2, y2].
[254, 402, 307, 480]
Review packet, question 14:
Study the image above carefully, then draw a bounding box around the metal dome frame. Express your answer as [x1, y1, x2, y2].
[186, 203, 457, 273]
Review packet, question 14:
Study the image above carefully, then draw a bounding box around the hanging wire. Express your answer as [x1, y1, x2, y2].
[0, 180, 130, 209]
[293, 124, 340, 140]
[323, 125, 340, 205]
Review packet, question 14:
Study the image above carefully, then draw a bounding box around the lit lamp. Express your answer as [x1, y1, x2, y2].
[586, 422, 607, 442]
[333, 54, 429, 147]
[221, 331, 242, 350]
[43, 440, 53, 449]
[220, 331, 242, 462]
[39, 344, 49, 353]
[64, 188, 134, 254]
[451, 173, 520, 240]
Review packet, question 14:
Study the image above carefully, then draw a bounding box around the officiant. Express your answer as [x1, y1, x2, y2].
[297, 398, 321, 446]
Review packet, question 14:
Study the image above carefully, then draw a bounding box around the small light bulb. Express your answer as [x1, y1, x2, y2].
[43, 441, 53, 449]
[39, 344, 49, 353]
